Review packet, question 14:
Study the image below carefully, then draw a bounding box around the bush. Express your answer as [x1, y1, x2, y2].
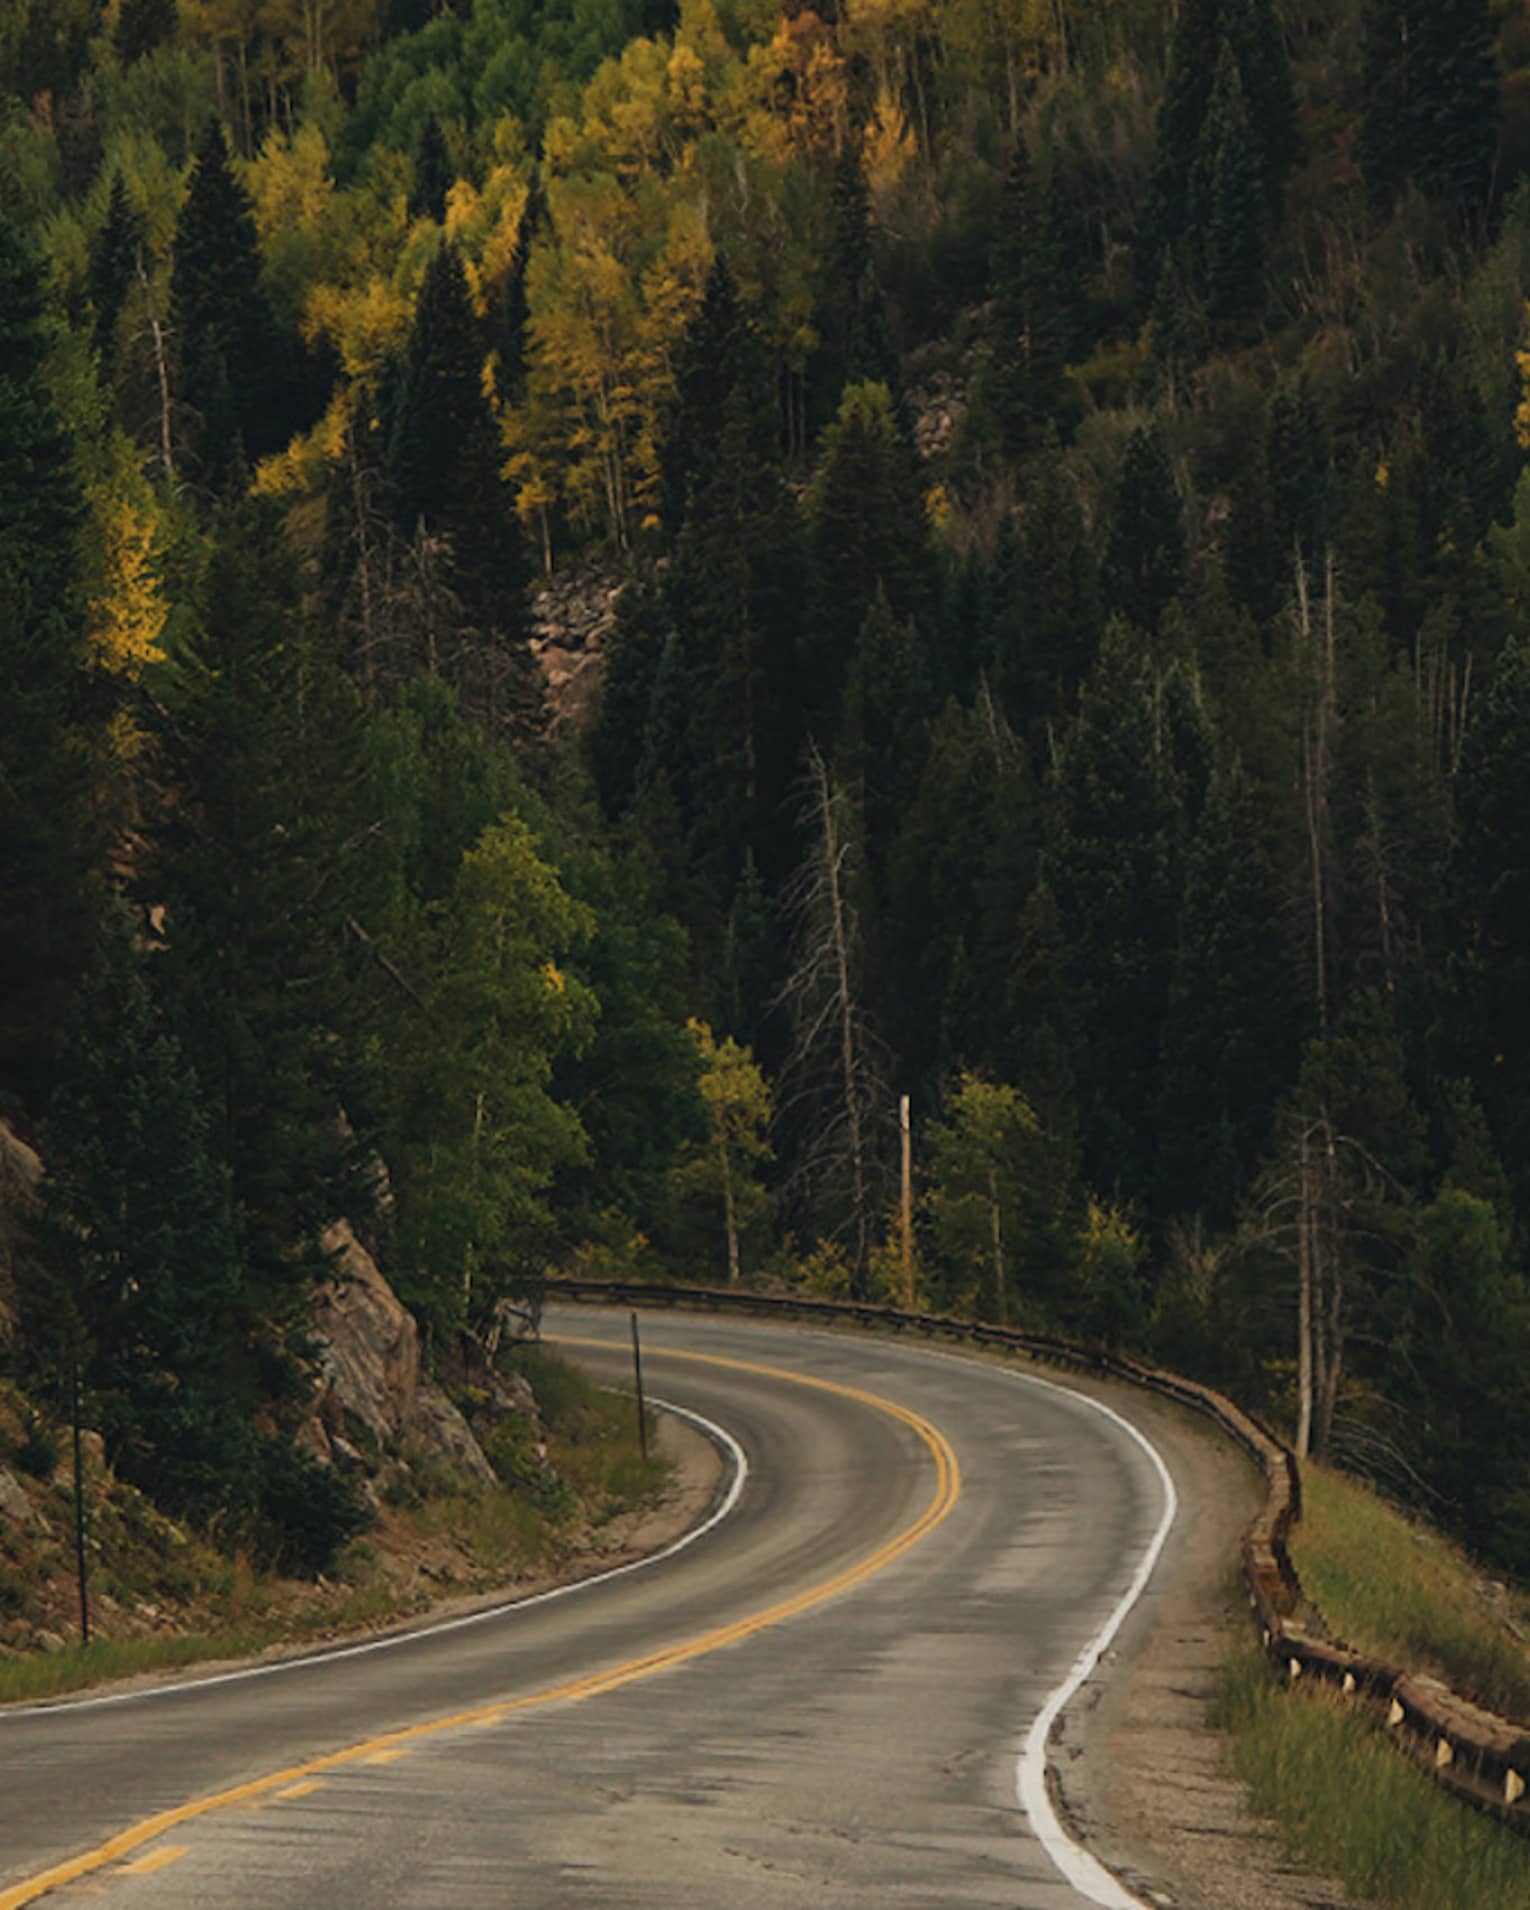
[13, 1408, 60, 1480]
[245, 1435, 372, 1578]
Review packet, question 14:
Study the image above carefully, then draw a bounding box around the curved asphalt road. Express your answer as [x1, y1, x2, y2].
[0, 1309, 1176, 1908]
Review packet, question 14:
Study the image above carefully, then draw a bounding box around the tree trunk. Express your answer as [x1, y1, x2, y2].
[717, 1127, 740, 1285]
[988, 1164, 1005, 1324]
[1296, 1122, 1314, 1458]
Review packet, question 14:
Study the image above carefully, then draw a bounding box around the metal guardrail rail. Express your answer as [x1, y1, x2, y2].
[543, 1275, 1530, 1832]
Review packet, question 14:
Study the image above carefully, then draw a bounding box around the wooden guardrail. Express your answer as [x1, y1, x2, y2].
[542, 1275, 1530, 1832]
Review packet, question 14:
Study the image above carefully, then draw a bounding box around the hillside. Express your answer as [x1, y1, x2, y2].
[2, 0, 1530, 1608]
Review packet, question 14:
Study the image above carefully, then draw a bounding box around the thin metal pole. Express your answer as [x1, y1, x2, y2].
[630, 1311, 648, 1462]
[71, 1357, 90, 1650]
[899, 1093, 913, 1305]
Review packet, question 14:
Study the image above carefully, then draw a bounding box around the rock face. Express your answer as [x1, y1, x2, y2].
[302, 1221, 497, 1490]
[530, 557, 626, 735]
[0, 1120, 41, 1347]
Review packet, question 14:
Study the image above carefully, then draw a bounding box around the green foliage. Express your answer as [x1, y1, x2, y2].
[245, 1433, 371, 1578]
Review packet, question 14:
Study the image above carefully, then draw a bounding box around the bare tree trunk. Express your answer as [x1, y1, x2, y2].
[717, 1127, 740, 1285]
[136, 257, 175, 483]
[814, 753, 871, 1289]
[900, 1092, 913, 1305]
[1297, 551, 1337, 1035]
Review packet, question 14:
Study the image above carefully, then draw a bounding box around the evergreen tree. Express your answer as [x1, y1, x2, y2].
[837, 587, 932, 894]
[145, 499, 375, 1342]
[988, 446, 1102, 740]
[1143, 0, 1295, 290]
[0, 210, 99, 1103]
[493, 165, 544, 403]
[170, 119, 291, 487]
[88, 172, 144, 375]
[1158, 763, 1303, 1223]
[410, 116, 453, 224]
[1105, 422, 1186, 631]
[810, 148, 895, 432]
[804, 381, 937, 731]
[115, 0, 178, 64]
[1359, 0, 1499, 217]
[1046, 625, 1184, 1205]
[986, 141, 1078, 458]
[1450, 634, 1530, 1225]
[32, 900, 246, 1520]
[1268, 375, 1331, 572]
[1193, 44, 1264, 325]
[385, 242, 541, 739]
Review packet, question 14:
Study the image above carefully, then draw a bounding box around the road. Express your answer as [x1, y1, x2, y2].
[0, 1309, 1180, 1908]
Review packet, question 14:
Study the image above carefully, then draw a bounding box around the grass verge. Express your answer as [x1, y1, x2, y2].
[1290, 1463, 1530, 1718]
[1214, 1632, 1530, 1909]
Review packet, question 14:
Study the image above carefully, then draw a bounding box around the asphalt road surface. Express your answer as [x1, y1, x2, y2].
[0, 1309, 1182, 1908]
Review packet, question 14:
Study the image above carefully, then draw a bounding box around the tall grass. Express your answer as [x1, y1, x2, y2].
[1291, 1464, 1530, 1718]
[1214, 1635, 1530, 1909]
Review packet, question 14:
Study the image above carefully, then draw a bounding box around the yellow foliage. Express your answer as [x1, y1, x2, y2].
[303, 277, 412, 386]
[739, 14, 849, 167]
[88, 498, 166, 678]
[245, 122, 333, 244]
[862, 85, 915, 193]
[252, 389, 352, 495]
[1515, 310, 1530, 448]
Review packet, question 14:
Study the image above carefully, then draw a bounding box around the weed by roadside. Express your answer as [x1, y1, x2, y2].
[1291, 1465, 1530, 1719]
[1213, 1633, 1530, 1909]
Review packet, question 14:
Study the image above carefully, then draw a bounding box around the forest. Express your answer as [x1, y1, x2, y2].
[3, 0, 1530, 1581]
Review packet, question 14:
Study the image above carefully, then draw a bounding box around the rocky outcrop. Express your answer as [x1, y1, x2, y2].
[531, 558, 627, 735]
[0, 1121, 41, 1347]
[301, 1221, 499, 1492]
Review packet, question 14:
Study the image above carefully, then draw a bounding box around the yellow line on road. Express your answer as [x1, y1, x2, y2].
[116, 1846, 186, 1876]
[0, 1344, 959, 1909]
[272, 1780, 327, 1800]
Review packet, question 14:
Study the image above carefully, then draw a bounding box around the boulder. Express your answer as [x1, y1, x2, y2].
[303, 1222, 496, 1488]
[0, 1467, 32, 1526]
[0, 1121, 42, 1345]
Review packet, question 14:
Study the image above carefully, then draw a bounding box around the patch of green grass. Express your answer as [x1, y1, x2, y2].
[504, 1344, 671, 1515]
[1214, 1633, 1530, 1910]
[1291, 1464, 1530, 1718]
[0, 1628, 269, 1705]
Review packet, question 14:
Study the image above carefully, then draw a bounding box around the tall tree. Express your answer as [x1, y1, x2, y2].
[779, 745, 888, 1296]
[145, 499, 374, 1348]
[115, 0, 178, 64]
[385, 241, 541, 740]
[88, 173, 145, 376]
[170, 119, 291, 488]
[1358, 0, 1499, 217]
[0, 211, 99, 1103]
[31, 901, 246, 1521]
[1191, 43, 1265, 325]
[1105, 421, 1186, 631]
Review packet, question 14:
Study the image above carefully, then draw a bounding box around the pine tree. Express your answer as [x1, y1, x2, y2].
[410, 116, 453, 224]
[1105, 422, 1186, 631]
[986, 142, 1079, 459]
[32, 900, 246, 1521]
[88, 172, 144, 375]
[1359, 0, 1499, 218]
[385, 242, 541, 739]
[0, 210, 99, 1103]
[170, 118, 291, 487]
[810, 148, 895, 432]
[115, 0, 178, 64]
[837, 586, 932, 893]
[804, 381, 937, 731]
[1046, 625, 1184, 1205]
[1158, 763, 1304, 1224]
[1450, 634, 1530, 1224]
[1143, 0, 1295, 290]
[988, 446, 1102, 740]
[145, 499, 375, 1338]
[493, 165, 544, 403]
[1194, 44, 1265, 326]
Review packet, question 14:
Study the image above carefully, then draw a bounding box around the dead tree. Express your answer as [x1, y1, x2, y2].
[777, 744, 890, 1296]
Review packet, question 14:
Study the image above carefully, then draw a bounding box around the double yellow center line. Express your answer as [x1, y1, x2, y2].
[0, 1344, 960, 1907]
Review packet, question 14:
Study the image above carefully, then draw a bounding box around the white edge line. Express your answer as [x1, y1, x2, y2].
[0, 1397, 747, 1721]
[1008, 1368, 1178, 1910]
[753, 1320, 1178, 1910]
